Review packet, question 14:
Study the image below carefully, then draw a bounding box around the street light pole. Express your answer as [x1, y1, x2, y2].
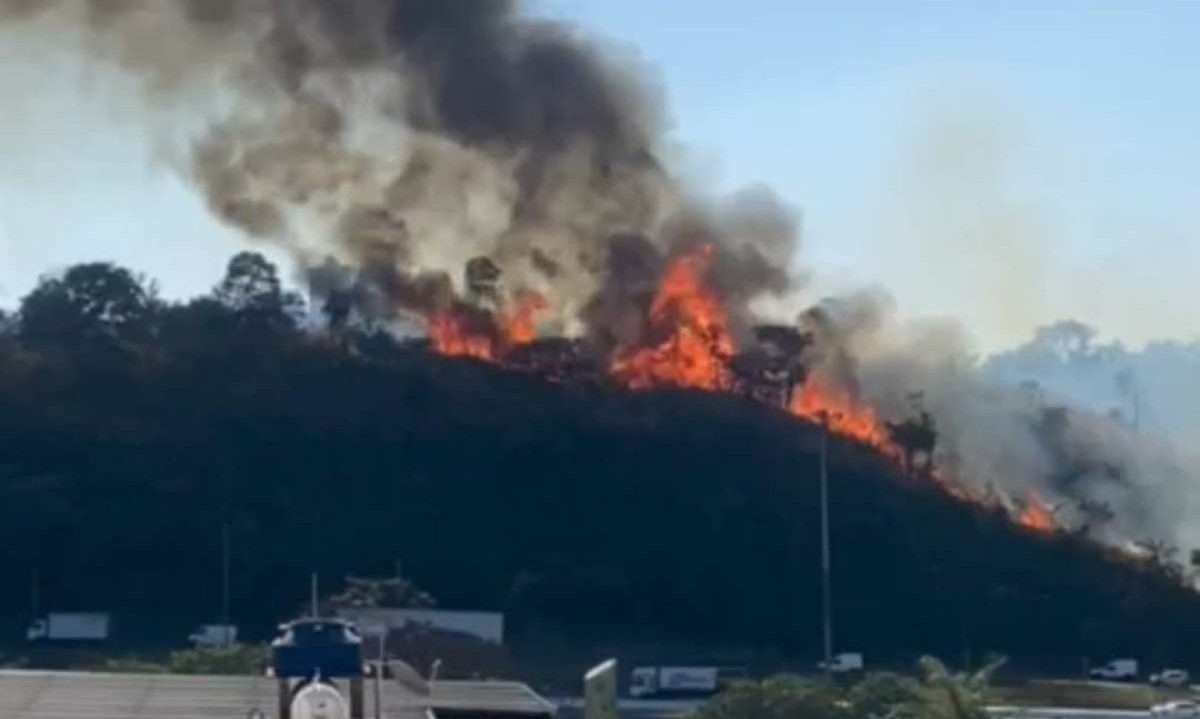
[310, 573, 319, 617]
[819, 418, 834, 678]
[30, 566, 39, 622]
[221, 522, 231, 646]
[374, 631, 384, 719]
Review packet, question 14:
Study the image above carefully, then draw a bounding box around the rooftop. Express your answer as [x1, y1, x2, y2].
[0, 669, 556, 719]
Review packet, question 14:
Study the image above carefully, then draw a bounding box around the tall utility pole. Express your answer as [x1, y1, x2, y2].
[819, 418, 833, 678]
[220, 522, 231, 646]
[30, 566, 39, 621]
[374, 629, 385, 719]
[310, 573, 319, 617]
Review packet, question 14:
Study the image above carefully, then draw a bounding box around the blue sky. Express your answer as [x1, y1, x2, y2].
[535, 0, 1200, 350]
[1, 1, 1198, 351]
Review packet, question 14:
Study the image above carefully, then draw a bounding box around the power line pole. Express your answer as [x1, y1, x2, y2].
[374, 629, 385, 719]
[221, 522, 231, 646]
[819, 418, 834, 678]
[310, 572, 319, 617]
[30, 566, 39, 621]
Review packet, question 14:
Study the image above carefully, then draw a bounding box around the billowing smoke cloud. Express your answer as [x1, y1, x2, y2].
[0, 0, 798, 344]
[806, 302, 1200, 549]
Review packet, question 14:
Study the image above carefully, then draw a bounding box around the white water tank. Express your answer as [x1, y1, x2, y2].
[290, 682, 350, 719]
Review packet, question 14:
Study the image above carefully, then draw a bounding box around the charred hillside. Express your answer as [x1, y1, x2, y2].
[0, 262, 1197, 665]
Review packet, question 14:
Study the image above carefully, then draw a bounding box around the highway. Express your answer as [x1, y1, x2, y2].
[554, 697, 705, 718]
[988, 710, 1147, 719]
[555, 697, 1154, 719]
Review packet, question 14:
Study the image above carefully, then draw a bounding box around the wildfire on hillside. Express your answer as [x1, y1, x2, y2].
[500, 290, 549, 347]
[788, 379, 895, 453]
[610, 245, 734, 391]
[426, 290, 549, 361]
[1017, 492, 1056, 533]
[427, 310, 496, 360]
[420, 250, 1061, 535]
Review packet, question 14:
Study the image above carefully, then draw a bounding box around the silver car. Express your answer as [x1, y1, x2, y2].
[1151, 669, 1191, 688]
[1151, 701, 1200, 718]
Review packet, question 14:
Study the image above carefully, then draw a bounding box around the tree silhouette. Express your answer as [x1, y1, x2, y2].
[326, 575, 438, 611]
[213, 251, 303, 331]
[19, 263, 160, 345]
[887, 393, 938, 474]
[916, 656, 1004, 719]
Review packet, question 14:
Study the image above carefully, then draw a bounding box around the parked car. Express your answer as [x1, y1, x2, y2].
[1090, 658, 1138, 681]
[1151, 701, 1200, 718]
[1151, 669, 1191, 687]
[817, 653, 865, 673]
[188, 624, 237, 647]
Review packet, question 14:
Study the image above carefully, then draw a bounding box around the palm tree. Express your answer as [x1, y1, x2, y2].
[916, 656, 1006, 719]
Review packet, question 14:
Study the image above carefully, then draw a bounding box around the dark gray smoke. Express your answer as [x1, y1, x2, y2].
[1, 0, 798, 342]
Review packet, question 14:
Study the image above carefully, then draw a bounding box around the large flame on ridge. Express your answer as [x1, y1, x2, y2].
[421, 249, 1063, 536]
[610, 245, 734, 390]
[427, 311, 495, 360]
[427, 290, 548, 360]
[788, 378, 895, 453]
[1017, 491, 1055, 533]
[501, 290, 549, 347]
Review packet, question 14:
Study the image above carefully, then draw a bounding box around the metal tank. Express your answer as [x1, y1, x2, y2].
[271, 618, 366, 719]
[290, 680, 351, 719]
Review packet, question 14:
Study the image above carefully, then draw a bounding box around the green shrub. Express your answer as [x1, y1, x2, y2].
[94, 657, 168, 674]
[692, 657, 1005, 719]
[167, 644, 268, 675]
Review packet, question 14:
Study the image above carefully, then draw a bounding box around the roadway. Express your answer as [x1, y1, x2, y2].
[555, 698, 1154, 719]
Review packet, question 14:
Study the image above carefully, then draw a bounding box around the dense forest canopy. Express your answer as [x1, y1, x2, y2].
[1, 254, 1199, 670]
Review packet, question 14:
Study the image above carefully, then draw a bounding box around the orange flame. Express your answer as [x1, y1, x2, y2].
[499, 290, 548, 347]
[788, 379, 896, 453]
[427, 311, 496, 360]
[611, 245, 734, 390]
[1016, 491, 1055, 533]
[424, 251, 1060, 537]
[427, 290, 547, 361]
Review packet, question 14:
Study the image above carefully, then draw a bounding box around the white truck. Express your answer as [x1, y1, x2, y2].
[629, 666, 747, 698]
[26, 612, 111, 642]
[188, 624, 238, 647]
[818, 652, 865, 673]
[1089, 658, 1138, 681]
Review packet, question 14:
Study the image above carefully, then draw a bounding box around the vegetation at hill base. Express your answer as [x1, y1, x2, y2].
[694, 656, 1001, 719]
[94, 644, 268, 675]
[0, 255, 1198, 671]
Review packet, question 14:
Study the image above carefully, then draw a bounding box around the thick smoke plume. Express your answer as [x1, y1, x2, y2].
[827, 310, 1200, 550]
[4, 0, 1196, 552]
[1, 0, 798, 344]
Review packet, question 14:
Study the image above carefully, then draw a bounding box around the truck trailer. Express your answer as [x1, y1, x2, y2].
[629, 666, 747, 698]
[26, 612, 111, 642]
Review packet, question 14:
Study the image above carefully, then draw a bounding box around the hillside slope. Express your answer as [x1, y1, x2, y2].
[0, 324, 1196, 665]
